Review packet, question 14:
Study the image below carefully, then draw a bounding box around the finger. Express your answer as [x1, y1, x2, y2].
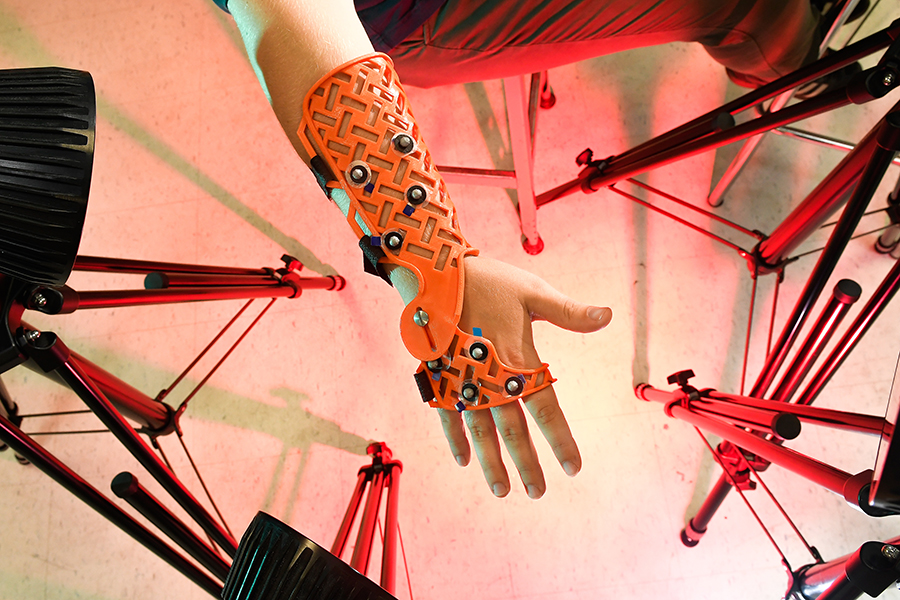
[522, 383, 582, 477]
[438, 408, 471, 466]
[491, 403, 546, 499]
[463, 409, 511, 497]
[525, 282, 612, 333]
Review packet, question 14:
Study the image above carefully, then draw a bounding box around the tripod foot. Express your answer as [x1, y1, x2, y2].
[680, 519, 706, 547]
[680, 528, 700, 547]
[540, 84, 556, 109]
[522, 235, 544, 255]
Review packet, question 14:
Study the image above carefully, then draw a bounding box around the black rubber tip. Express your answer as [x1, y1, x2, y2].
[680, 528, 700, 547]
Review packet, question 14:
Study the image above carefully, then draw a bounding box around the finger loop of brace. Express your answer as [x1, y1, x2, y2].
[298, 53, 478, 361]
[416, 327, 555, 411]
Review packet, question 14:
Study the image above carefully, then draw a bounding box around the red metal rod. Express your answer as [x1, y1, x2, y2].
[381, 467, 401, 594]
[758, 125, 880, 266]
[350, 469, 386, 575]
[74, 255, 268, 276]
[332, 471, 369, 557]
[770, 280, 861, 403]
[637, 385, 853, 495]
[75, 285, 295, 309]
[145, 273, 280, 288]
[704, 391, 885, 435]
[797, 256, 900, 406]
[70, 352, 171, 432]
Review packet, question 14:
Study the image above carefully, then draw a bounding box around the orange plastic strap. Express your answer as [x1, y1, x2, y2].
[417, 331, 556, 412]
[299, 53, 552, 411]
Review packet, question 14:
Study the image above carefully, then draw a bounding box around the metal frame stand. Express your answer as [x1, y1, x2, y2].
[532, 19, 900, 238]
[0, 253, 344, 597]
[330, 442, 404, 596]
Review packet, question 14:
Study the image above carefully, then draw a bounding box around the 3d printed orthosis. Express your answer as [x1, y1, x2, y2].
[298, 53, 554, 411]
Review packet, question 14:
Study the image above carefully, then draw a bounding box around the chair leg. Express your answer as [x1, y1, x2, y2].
[504, 74, 543, 254]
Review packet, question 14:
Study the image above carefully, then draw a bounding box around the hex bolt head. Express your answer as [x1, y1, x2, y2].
[407, 185, 427, 205]
[393, 133, 415, 154]
[385, 231, 403, 250]
[469, 342, 488, 362]
[505, 377, 523, 395]
[413, 310, 430, 327]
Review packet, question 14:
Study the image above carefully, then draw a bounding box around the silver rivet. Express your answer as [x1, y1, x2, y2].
[413, 310, 429, 326]
[471, 347, 485, 360]
[461, 384, 478, 400]
[24, 330, 41, 342]
[32, 294, 47, 308]
[883, 545, 900, 561]
[426, 359, 442, 371]
[884, 72, 896, 87]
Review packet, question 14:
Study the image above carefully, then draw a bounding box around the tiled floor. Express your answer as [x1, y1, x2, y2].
[2, 1, 900, 599]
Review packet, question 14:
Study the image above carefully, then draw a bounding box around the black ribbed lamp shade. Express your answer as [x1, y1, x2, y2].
[0, 67, 95, 285]
[223, 512, 397, 600]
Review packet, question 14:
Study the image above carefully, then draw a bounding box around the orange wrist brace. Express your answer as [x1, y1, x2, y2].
[298, 53, 553, 411]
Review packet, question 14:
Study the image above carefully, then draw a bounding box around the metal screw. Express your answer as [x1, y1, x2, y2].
[426, 359, 443, 371]
[407, 185, 427, 205]
[32, 294, 47, 308]
[505, 377, 523, 395]
[23, 330, 41, 342]
[385, 232, 403, 250]
[882, 545, 900, 561]
[884, 72, 896, 87]
[349, 165, 369, 184]
[461, 383, 479, 400]
[393, 133, 415, 154]
[413, 310, 429, 327]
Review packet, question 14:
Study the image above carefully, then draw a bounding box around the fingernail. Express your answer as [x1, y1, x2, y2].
[455, 455, 466, 466]
[563, 461, 580, 477]
[492, 483, 508, 497]
[588, 306, 612, 323]
[527, 485, 543, 499]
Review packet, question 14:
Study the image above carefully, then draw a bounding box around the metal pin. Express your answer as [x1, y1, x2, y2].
[413, 310, 429, 326]
[23, 330, 41, 342]
[31, 294, 47, 308]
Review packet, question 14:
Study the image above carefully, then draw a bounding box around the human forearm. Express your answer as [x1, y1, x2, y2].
[227, 0, 375, 164]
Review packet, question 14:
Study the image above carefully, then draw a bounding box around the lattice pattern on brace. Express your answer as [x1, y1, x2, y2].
[299, 54, 554, 411]
[299, 53, 477, 361]
[417, 331, 555, 412]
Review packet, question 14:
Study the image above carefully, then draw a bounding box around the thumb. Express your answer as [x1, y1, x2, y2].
[526, 283, 612, 333]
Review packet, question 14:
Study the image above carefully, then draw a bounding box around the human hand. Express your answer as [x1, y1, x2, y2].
[436, 255, 612, 499]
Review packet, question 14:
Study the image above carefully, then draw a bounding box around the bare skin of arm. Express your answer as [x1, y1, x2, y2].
[226, 0, 612, 498]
